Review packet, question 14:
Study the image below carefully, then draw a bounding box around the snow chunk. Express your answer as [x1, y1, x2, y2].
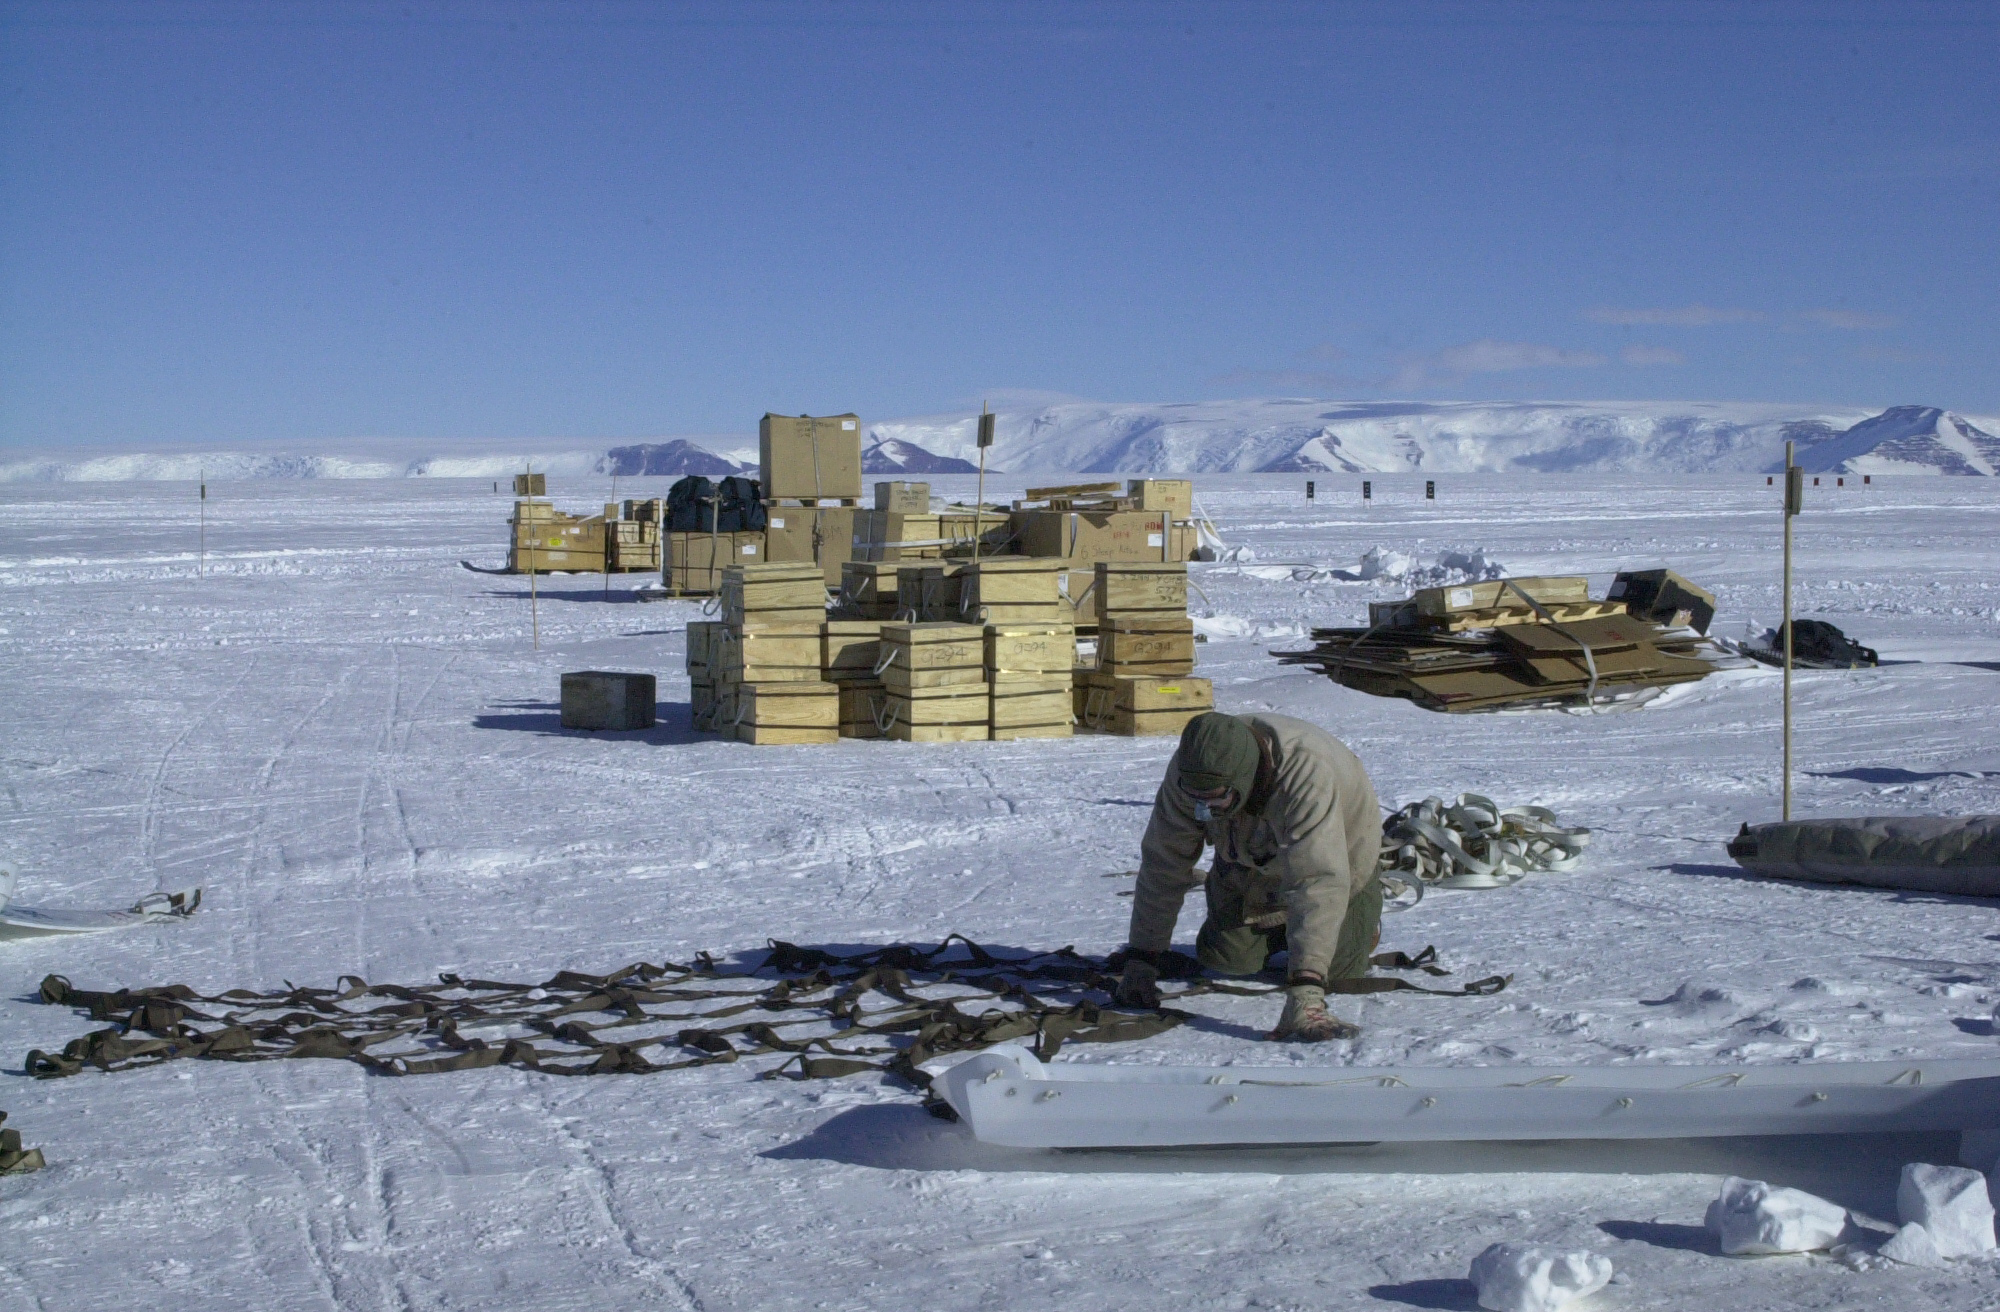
[1467, 1244, 1613, 1312]
[1880, 1221, 1947, 1268]
[1358, 546, 1415, 580]
[1705, 1176, 1848, 1254]
[1897, 1163, 1996, 1258]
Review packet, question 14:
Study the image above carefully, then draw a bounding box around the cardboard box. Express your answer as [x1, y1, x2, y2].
[1609, 568, 1716, 635]
[1097, 616, 1197, 676]
[856, 511, 946, 563]
[838, 681, 887, 739]
[514, 474, 546, 497]
[510, 547, 606, 573]
[560, 671, 656, 731]
[985, 623, 1076, 680]
[713, 628, 823, 683]
[720, 563, 827, 630]
[760, 413, 863, 502]
[1412, 577, 1590, 618]
[875, 481, 931, 513]
[1126, 479, 1193, 517]
[1094, 562, 1188, 621]
[878, 621, 984, 692]
[668, 533, 764, 593]
[1014, 509, 1195, 563]
[764, 506, 857, 584]
[821, 620, 883, 682]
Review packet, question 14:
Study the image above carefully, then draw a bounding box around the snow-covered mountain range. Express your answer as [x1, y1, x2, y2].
[3, 400, 1995, 482]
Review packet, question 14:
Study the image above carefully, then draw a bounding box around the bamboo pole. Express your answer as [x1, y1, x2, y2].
[1782, 441, 1798, 821]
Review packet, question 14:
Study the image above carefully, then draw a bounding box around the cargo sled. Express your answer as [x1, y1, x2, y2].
[0, 863, 200, 941]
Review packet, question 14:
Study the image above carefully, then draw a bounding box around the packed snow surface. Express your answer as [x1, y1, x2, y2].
[4, 472, 2000, 1309]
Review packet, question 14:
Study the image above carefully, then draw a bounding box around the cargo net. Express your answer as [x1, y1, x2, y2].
[28, 937, 1502, 1089]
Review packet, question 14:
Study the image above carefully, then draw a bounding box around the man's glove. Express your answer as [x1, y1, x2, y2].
[1113, 958, 1163, 1009]
[1269, 980, 1361, 1042]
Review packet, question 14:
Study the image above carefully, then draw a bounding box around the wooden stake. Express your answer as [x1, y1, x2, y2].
[528, 461, 539, 650]
[198, 469, 206, 578]
[1782, 440, 1801, 821]
[973, 403, 995, 561]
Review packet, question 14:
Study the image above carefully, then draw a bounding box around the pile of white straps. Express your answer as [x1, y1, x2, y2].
[1377, 793, 1590, 909]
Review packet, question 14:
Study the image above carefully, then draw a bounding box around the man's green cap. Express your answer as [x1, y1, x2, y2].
[1175, 712, 1260, 806]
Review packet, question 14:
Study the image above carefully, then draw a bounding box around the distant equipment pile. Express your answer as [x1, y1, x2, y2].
[1276, 569, 1724, 712]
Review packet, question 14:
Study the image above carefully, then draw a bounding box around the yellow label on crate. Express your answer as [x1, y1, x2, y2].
[1155, 686, 1180, 693]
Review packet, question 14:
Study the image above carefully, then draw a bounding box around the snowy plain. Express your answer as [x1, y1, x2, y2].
[3, 471, 2000, 1310]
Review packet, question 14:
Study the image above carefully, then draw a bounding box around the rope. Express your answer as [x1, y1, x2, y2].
[1378, 793, 1590, 891]
[25, 937, 1503, 1089]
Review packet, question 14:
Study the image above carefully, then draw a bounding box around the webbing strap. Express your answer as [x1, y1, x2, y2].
[1379, 793, 1590, 890]
[26, 936, 1503, 1087]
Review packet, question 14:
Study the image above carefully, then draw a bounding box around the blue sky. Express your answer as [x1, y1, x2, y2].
[2, 0, 1995, 448]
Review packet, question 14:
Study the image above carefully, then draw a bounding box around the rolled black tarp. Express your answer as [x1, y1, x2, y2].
[1728, 816, 2000, 897]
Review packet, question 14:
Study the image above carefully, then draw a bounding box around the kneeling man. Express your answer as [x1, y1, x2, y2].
[1114, 711, 1383, 1041]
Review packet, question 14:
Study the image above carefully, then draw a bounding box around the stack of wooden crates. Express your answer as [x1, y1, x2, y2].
[687, 560, 1207, 745]
[1075, 562, 1213, 736]
[688, 564, 840, 744]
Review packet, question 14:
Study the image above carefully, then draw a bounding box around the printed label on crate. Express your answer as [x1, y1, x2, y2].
[770, 517, 785, 528]
[841, 420, 857, 430]
[1155, 686, 1179, 693]
[742, 545, 757, 555]
[1448, 587, 1475, 607]
[1147, 533, 1164, 546]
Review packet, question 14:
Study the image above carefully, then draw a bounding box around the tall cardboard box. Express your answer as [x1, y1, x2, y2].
[668, 532, 764, 593]
[760, 413, 863, 502]
[764, 505, 857, 585]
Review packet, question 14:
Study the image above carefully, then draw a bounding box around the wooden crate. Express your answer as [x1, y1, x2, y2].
[686, 620, 724, 679]
[878, 622, 984, 692]
[882, 684, 990, 741]
[896, 562, 968, 621]
[1126, 479, 1193, 517]
[990, 678, 1072, 731]
[713, 628, 823, 683]
[992, 723, 1073, 741]
[838, 681, 886, 739]
[1094, 562, 1188, 622]
[691, 678, 715, 726]
[838, 561, 900, 618]
[985, 622, 1076, 680]
[962, 559, 1063, 607]
[1097, 616, 1197, 676]
[821, 620, 883, 683]
[1078, 673, 1212, 733]
[730, 681, 839, 745]
[720, 563, 828, 630]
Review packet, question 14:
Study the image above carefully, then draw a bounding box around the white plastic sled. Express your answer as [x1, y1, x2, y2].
[0, 862, 201, 941]
[937, 1045, 2000, 1149]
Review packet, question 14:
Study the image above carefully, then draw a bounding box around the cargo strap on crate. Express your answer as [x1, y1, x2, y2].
[26, 936, 1502, 1088]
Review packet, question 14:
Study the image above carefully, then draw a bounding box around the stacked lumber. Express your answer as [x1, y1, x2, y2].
[1277, 574, 1719, 712]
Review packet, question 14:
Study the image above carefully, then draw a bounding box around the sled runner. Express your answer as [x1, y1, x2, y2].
[0, 863, 201, 941]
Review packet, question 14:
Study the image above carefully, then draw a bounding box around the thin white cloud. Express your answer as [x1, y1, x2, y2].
[1583, 304, 1764, 326]
[1620, 345, 1685, 366]
[1392, 339, 1604, 390]
[1797, 308, 1898, 330]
